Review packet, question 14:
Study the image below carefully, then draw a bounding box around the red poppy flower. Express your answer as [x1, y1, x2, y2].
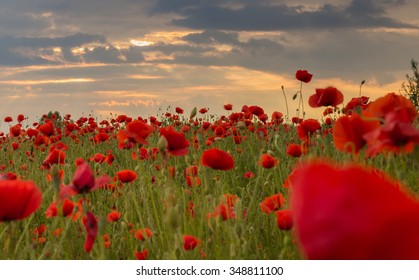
[134, 249, 149, 260]
[184, 165, 198, 177]
[258, 153, 279, 169]
[60, 162, 110, 198]
[116, 170, 137, 183]
[106, 210, 121, 222]
[286, 143, 302, 157]
[224, 104, 233, 110]
[209, 203, 236, 220]
[271, 111, 284, 124]
[344, 96, 369, 115]
[45, 198, 75, 218]
[292, 117, 303, 124]
[223, 194, 239, 208]
[103, 234, 111, 249]
[201, 148, 234, 171]
[309, 86, 344, 108]
[93, 132, 109, 143]
[183, 235, 200, 250]
[249, 105, 264, 117]
[260, 193, 285, 214]
[134, 228, 153, 241]
[159, 126, 190, 156]
[17, 114, 25, 123]
[4, 116, 13, 123]
[175, 107, 184, 114]
[82, 211, 98, 253]
[289, 159, 419, 259]
[244, 171, 255, 178]
[39, 121, 55, 136]
[9, 124, 22, 137]
[275, 210, 293, 230]
[333, 113, 380, 154]
[0, 180, 42, 222]
[43, 149, 66, 168]
[186, 176, 201, 187]
[32, 224, 47, 236]
[367, 92, 417, 123]
[199, 108, 208, 114]
[117, 120, 154, 149]
[297, 119, 321, 140]
[363, 112, 419, 156]
[322, 107, 334, 116]
[296, 70, 313, 83]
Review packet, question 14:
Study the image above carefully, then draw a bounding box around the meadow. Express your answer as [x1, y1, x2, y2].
[0, 69, 418, 260]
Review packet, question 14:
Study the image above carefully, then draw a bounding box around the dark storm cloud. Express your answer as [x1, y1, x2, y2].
[0, 33, 146, 66]
[182, 30, 241, 45]
[151, 0, 417, 31]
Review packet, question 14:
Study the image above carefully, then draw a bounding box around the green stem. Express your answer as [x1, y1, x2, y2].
[281, 86, 290, 122]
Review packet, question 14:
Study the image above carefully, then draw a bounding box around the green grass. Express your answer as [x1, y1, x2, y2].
[0, 110, 417, 260]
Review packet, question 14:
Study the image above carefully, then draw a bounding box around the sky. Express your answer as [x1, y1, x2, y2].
[0, 0, 418, 127]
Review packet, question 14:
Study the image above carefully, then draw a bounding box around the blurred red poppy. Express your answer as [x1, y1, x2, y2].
[363, 112, 419, 156]
[244, 171, 255, 178]
[17, 114, 25, 123]
[39, 121, 55, 136]
[175, 107, 184, 114]
[295, 70, 313, 83]
[224, 104, 233, 110]
[210, 203, 236, 220]
[183, 235, 200, 250]
[201, 148, 234, 171]
[271, 111, 284, 124]
[134, 249, 149, 260]
[367, 92, 417, 123]
[260, 193, 285, 214]
[43, 149, 66, 169]
[258, 153, 279, 169]
[45, 198, 75, 218]
[82, 211, 98, 253]
[134, 228, 152, 241]
[309, 87, 344, 108]
[160, 126, 190, 156]
[0, 180, 42, 222]
[344, 96, 369, 115]
[117, 120, 154, 149]
[297, 119, 321, 140]
[289, 159, 419, 259]
[286, 143, 302, 157]
[60, 162, 110, 198]
[9, 124, 22, 137]
[333, 113, 380, 154]
[106, 210, 121, 222]
[4, 116, 13, 123]
[275, 210, 293, 230]
[116, 170, 138, 183]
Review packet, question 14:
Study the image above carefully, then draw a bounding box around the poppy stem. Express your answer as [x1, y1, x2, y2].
[359, 80, 366, 97]
[281, 86, 290, 122]
[298, 82, 306, 119]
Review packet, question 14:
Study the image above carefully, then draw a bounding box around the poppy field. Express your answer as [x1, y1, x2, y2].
[0, 69, 418, 260]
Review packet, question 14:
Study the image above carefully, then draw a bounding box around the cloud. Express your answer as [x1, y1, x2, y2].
[151, 0, 418, 31]
[0, 33, 147, 66]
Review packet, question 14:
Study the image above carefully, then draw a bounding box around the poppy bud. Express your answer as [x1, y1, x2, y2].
[157, 135, 168, 153]
[189, 107, 197, 120]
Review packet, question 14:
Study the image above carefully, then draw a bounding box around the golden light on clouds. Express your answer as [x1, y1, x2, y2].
[0, 78, 95, 85]
[130, 39, 153, 47]
[88, 100, 159, 107]
[142, 31, 199, 44]
[127, 74, 164, 79]
[92, 90, 157, 98]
